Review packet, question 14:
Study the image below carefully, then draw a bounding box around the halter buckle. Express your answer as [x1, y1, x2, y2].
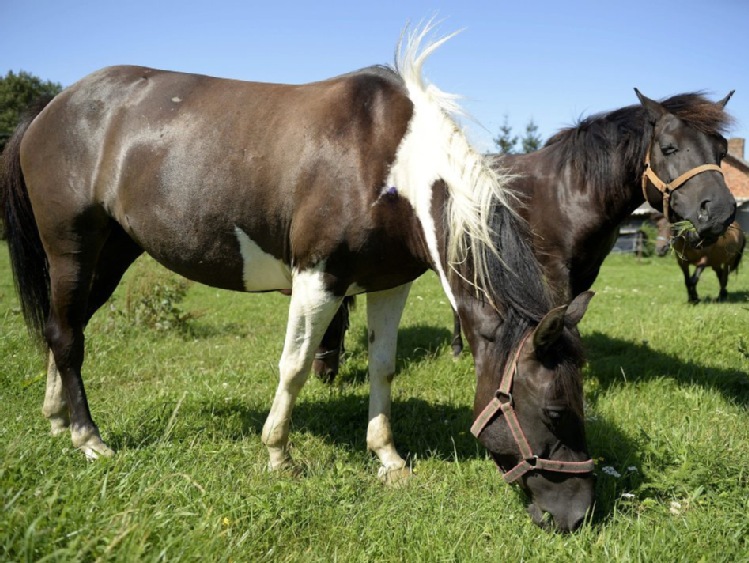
[496, 390, 512, 405]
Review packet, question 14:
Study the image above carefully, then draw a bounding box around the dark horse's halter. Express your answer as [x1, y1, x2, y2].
[641, 141, 724, 222]
[471, 333, 595, 483]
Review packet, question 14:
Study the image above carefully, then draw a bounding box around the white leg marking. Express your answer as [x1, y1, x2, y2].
[261, 266, 342, 470]
[42, 351, 69, 435]
[234, 226, 292, 291]
[366, 283, 411, 477]
[43, 351, 113, 459]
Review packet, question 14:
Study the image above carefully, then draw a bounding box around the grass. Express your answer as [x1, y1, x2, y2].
[1, 246, 748, 562]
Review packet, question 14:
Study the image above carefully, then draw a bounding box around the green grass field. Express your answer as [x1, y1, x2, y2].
[2, 245, 748, 562]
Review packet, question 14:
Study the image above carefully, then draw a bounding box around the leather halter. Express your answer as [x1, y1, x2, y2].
[470, 333, 595, 483]
[641, 141, 724, 222]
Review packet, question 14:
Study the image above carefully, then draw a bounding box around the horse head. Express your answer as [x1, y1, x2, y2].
[467, 291, 595, 532]
[637, 89, 736, 245]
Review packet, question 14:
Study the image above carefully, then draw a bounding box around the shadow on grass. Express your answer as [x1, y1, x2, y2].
[335, 323, 453, 385]
[668, 287, 749, 305]
[584, 331, 749, 407]
[105, 372, 637, 526]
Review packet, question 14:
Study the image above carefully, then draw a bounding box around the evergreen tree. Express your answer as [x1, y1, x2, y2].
[493, 114, 518, 155]
[521, 118, 542, 154]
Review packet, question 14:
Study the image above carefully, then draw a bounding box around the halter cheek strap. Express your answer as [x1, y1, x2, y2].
[470, 333, 595, 483]
[641, 143, 724, 222]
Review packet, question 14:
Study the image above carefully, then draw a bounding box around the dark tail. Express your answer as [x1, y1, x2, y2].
[0, 97, 53, 343]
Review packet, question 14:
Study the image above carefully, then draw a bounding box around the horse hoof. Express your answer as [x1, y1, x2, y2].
[378, 465, 412, 487]
[267, 460, 304, 478]
[79, 440, 114, 460]
[48, 416, 70, 436]
[313, 364, 336, 384]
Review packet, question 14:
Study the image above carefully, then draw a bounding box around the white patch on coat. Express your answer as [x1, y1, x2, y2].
[234, 226, 292, 291]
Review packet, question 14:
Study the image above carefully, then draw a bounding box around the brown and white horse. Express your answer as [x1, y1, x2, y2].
[656, 217, 745, 302]
[1, 27, 594, 530]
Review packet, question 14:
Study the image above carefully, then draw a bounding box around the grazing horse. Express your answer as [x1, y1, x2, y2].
[656, 218, 745, 302]
[319, 89, 737, 359]
[1, 27, 595, 531]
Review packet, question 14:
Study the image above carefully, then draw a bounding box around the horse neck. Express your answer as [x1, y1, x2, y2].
[501, 135, 650, 301]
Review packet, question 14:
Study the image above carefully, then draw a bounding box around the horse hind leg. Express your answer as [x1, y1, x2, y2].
[262, 269, 343, 473]
[42, 223, 142, 458]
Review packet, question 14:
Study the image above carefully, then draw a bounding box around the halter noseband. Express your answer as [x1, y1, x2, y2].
[470, 333, 595, 483]
[641, 141, 724, 222]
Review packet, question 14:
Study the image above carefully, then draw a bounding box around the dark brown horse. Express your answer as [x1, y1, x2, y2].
[321, 89, 737, 359]
[656, 218, 745, 302]
[1, 27, 595, 531]
[454, 89, 737, 355]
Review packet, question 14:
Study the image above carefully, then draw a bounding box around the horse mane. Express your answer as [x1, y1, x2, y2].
[394, 23, 520, 301]
[393, 24, 586, 397]
[545, 92, 735, 204]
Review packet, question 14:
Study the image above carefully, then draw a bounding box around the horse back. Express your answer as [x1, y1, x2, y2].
[18, 65, 425, 293]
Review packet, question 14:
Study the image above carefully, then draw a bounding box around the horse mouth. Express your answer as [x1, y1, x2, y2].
[527, 503, 553, 530]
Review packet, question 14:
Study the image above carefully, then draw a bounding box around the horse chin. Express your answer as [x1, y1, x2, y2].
[527, 503, 553, 530]
[684, 229, 716, 248]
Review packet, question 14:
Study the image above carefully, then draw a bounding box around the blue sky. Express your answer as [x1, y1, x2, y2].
[2, 1, 748, 154]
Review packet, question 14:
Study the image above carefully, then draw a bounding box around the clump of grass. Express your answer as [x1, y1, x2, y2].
[671, 219, 697, 238]
[111, 256, 193, 332]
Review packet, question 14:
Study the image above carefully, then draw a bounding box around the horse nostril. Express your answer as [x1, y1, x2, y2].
[698, 200, 711, 223]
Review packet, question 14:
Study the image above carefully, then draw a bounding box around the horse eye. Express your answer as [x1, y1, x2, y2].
[544, 407, 566, 421]
[660, 144, 678, 156]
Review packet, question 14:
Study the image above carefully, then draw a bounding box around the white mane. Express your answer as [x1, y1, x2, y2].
[389, 23, 518, 304]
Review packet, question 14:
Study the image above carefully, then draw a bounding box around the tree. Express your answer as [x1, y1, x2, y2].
[493, 115, 544, 155]
[521, 118, 542, 154]
[0, 70, 62, 152]
[493, 114, 518, 155]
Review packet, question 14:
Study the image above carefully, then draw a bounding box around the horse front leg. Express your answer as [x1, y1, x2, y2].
[688, 265, 705, 303]
[366, 283, 412, 485]
[262, 271, 342, 473]
[680, 260, 699, 303]
[715, 265, 729, 302]
[450, 308, 463, 358]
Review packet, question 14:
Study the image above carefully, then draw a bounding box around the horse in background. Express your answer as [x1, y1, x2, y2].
[656, 217, 745, 302]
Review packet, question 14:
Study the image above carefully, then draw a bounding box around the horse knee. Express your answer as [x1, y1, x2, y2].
[44, 320, 84, 370]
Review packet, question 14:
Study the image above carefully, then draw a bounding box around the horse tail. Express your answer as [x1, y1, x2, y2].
[0, 97, 53, 344]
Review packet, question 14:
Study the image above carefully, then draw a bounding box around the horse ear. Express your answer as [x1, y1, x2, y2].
[564, 290, 594, 328]
[533, 304, 567, 354]
[717, 90, 735, 109]
[634, 88, 667, 124]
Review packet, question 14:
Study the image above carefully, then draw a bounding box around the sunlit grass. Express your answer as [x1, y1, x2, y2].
[2, 247, 748, 561]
